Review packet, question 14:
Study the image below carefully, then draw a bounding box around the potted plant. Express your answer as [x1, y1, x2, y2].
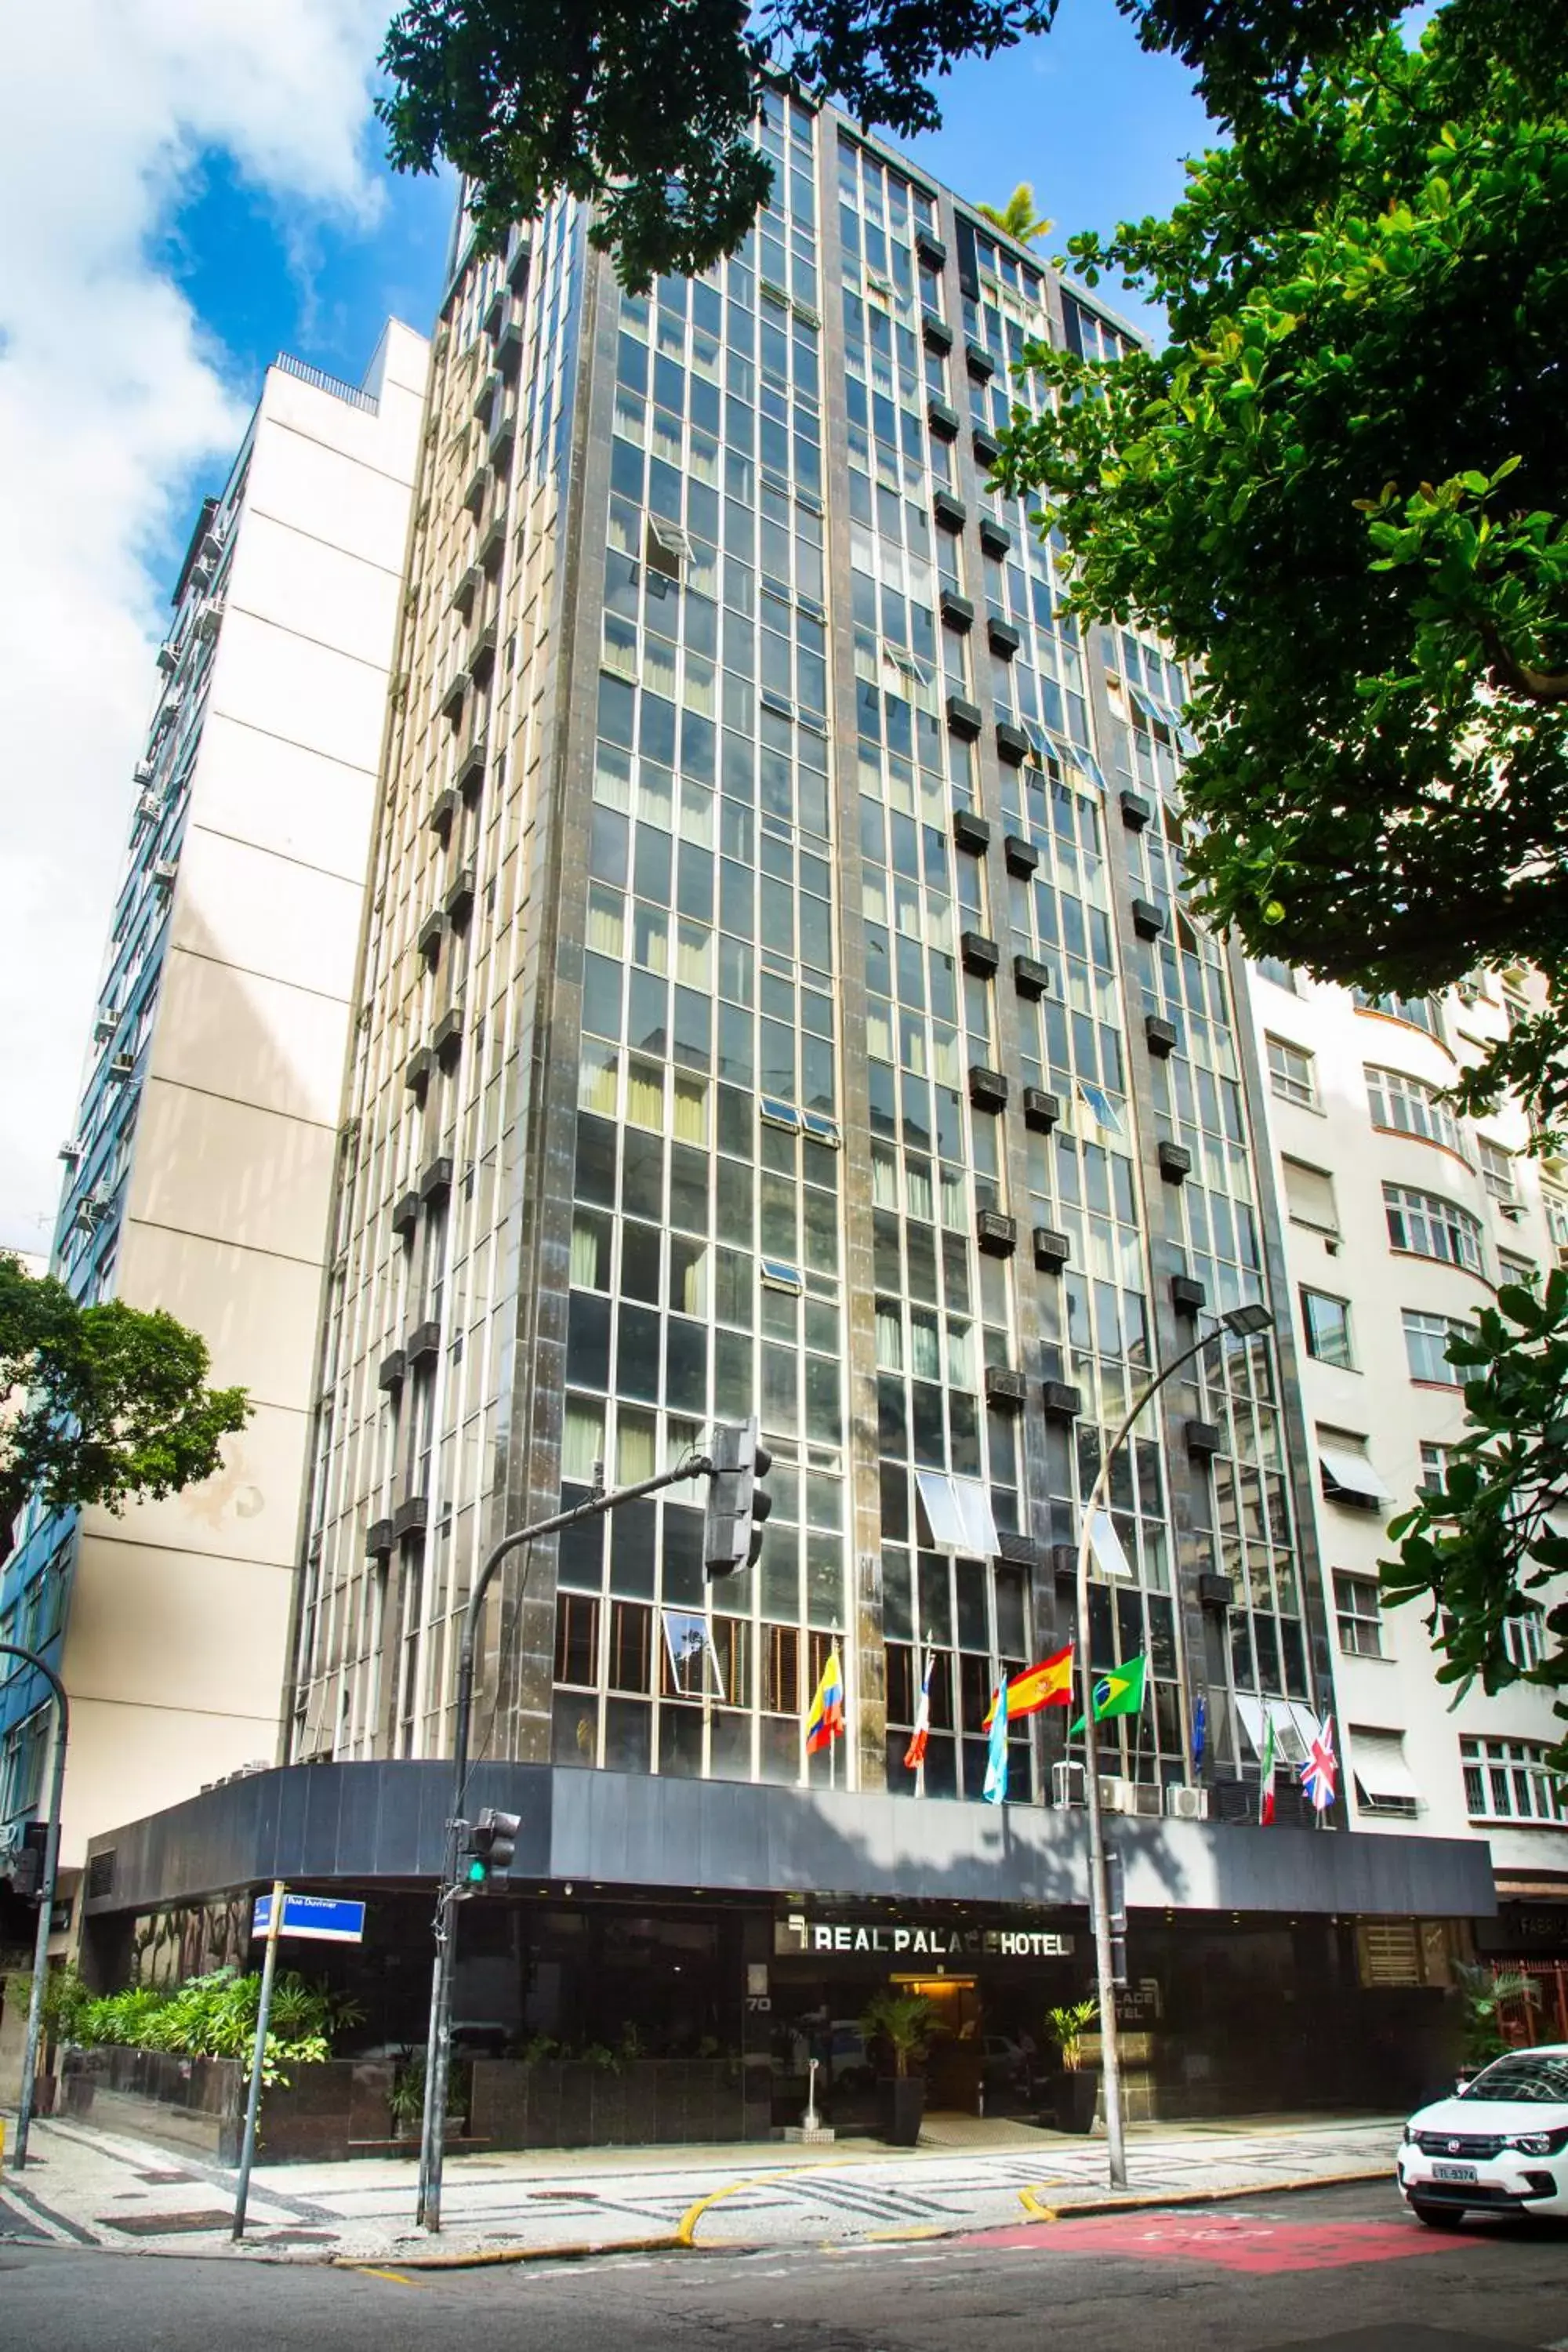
[1044, 1998, 1100, 2134]
[861, 1988, 937, 2147]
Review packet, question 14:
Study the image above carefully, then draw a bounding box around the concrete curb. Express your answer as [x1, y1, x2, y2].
[1014, 2165, 1394, 2224]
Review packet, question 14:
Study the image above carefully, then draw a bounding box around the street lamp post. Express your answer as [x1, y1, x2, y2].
[1072, 1301, 1272, 2191]
[416, 1449, 720, 2233]
[0, 1642, 70, 2170]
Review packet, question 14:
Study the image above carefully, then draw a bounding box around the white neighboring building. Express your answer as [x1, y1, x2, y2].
[1246, 959, 1568, 1943]
[0, 325, 429, 1887]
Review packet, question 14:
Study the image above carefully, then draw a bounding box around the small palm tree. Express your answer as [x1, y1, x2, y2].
[1454, 1962, 1538, 2065]
[860, 1988, 938, 2079]
[978, 183, 1053, 248]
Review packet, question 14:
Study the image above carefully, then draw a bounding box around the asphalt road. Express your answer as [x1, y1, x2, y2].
[2, 2183, 1566, 2352]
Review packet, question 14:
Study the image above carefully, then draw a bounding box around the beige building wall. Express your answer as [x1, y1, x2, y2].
[53, 324, 429, 1870]
[1246, 962, 1568, 1885]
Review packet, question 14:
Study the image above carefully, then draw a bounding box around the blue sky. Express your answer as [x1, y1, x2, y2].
[158, 0, 1210, 586]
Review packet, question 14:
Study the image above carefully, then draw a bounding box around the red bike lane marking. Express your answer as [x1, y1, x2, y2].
[954, 2213, 1452, 2274]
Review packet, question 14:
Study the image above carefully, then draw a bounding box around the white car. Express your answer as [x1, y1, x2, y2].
[1397, 2045, 1568, 2224]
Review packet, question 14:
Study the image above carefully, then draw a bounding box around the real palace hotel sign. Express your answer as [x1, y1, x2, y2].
[777, 1911, 1076, 1960]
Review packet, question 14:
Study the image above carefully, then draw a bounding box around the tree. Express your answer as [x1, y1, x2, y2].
[0, 1254, 250, 1564]
[978, 182, 1052, 245]
[376, 0, 1399, 292]
[1382, 1276, 1568, 1766]
[997, 13, 1568, 1135]
[991, 7, 1568, 1748]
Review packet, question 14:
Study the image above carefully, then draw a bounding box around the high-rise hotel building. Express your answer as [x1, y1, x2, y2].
[75, 104, 1489, 2121]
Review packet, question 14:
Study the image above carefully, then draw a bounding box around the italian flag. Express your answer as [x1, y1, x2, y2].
[1259, 1710, 1277, 1826]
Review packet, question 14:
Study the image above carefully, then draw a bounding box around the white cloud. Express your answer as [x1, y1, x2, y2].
[0, 0, 394, 1251]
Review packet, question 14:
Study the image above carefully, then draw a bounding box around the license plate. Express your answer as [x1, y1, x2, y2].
[1432, 2163, 1477, 2183]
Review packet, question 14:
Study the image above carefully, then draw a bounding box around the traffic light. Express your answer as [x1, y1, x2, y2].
[9, 1821, 49, 1903]
[460, 1808, 520, 1893]
[703, 1417, 771, 1580]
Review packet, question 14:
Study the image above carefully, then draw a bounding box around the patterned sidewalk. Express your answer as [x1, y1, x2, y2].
[0, 2111, 1401, 2263]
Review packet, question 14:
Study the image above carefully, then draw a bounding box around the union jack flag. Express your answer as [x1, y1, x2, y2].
[1301, 1715, 1338, 1813]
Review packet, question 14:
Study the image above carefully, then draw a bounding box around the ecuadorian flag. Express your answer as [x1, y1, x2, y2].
[805, 1646, 845, 1754]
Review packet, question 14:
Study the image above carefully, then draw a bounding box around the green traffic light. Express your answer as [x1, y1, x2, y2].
[465, 1859, 487, 1884]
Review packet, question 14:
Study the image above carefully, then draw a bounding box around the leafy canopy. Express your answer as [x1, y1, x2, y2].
[996, 9, 1568, 1137]
[1382, 1274, 1568, 1766]
[0, 1254, 249, 1559]
[376, 0, 1401, 291]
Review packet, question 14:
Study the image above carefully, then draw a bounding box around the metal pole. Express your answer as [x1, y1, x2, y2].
[0, 1642, 68, 2172]
[1069, 1319, 1241, 2193]
[231, 1878, 285, 2239]
[415, 1452, 712, 2232]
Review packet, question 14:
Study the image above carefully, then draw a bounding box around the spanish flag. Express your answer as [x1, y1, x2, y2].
[983, 1642, 1074, 1729]
[805, 1646, 846, 1755]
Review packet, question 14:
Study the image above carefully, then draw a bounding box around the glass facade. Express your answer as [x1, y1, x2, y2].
[286, 96, 1334, 1821]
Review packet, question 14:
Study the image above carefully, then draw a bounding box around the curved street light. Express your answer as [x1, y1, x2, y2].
[1073, 1299, 1274, 2190]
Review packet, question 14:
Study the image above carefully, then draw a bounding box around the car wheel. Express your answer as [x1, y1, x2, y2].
[1408, 2199, 1465, 2230]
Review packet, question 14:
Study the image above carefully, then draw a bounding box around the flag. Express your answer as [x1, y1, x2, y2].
[982, 1675, 1009, 1805]
[904, 1651, 935, 1770]
[1259, 1708, 1277, 1825]
[805, 1646, 845, 1755]
[1301, 1715, 1338, 1813]
[1192, 1693, 1207, 1773]
[1070, 1652, 1149, 1735]
[982, 1642, 1073, 1728]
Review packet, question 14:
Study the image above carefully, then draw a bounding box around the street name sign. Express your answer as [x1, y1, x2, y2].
[251, 1892, 365, 1944]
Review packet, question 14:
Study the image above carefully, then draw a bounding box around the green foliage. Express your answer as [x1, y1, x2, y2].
[999, 13, 1568, 1134]
[1454, 1962, 1539, 2065]
[73, 1967, 352, 2087]
[375, 0, 1403, 292]
[859, 1987, 938, 2078]
[978, 182, 1053, 245]
[0, 1254, 249, 1559]
[1382, 1270, 1568, 1767]
[1045, 1997, 1099, 2071]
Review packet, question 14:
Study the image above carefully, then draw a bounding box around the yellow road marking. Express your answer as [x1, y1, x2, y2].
[354, 2266, 429, 2288]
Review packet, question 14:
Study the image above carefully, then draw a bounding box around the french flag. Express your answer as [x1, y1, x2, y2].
[904, 1651, 934, 1770]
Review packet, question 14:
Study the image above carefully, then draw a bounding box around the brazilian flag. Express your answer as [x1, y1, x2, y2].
[1070, 1652, 1149, 1736]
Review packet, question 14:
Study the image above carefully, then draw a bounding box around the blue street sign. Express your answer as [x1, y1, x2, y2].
[252, 1892, 365, 1944]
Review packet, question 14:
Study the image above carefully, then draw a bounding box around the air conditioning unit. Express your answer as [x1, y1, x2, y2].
[1498, 1201, 1523, 1223]
[59, 1138, 83, 1162]
[136, 791, 162, 820]
[195, 597, 224, 640]
[1101, 1777, 1161, 1817]
[93, 1013, 117, 1042]
[155, 640, 178, 674]
[151, 859, 178, 887]
[199, 531, 223, 567]
[133, 759, 154, 786]
[109, 1054, 134, 1079]
[1051, 1762, 1086, 1809]
[1164, 1784, 1210, 1822]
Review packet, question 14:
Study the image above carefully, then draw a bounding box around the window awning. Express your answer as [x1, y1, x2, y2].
[915, 1471, 999, 1559]
[1318, 1443, 1390, 1507]
[1233, 1697, 1314, 1765]
[1347, 1727, 1422, 1806]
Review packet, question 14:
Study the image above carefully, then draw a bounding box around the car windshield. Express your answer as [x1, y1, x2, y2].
[1462, 2051, 1568, 2105]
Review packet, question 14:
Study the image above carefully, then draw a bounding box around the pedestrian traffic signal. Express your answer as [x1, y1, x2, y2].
[461, 1808, 520, 1893]
[703, 1417, 771, 1580]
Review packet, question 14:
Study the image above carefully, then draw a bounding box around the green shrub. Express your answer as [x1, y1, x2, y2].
[72, 1965, 354, 2085]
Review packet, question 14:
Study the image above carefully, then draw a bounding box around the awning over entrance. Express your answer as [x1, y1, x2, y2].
[82, 1760, 1498, 1926]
